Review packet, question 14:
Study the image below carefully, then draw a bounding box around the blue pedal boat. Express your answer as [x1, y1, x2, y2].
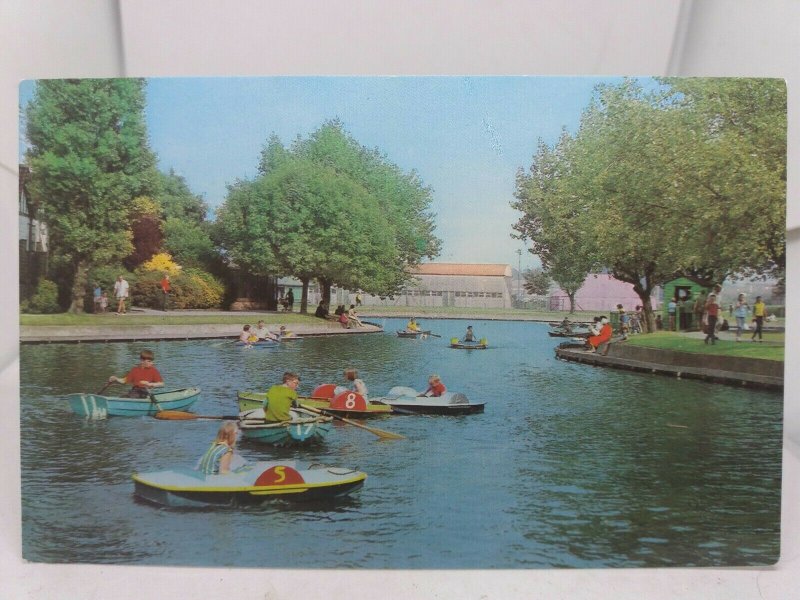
[238, 407, 333, 446]
[133, 460, 366, 507]
[67, 387, 201, 418]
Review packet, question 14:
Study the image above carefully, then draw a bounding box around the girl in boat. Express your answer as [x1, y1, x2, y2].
[344, 368, 368, 399]
[406, 317, 420, 332]
[239, 324, 258, 344]
[197, 422, 240, 475]
[418, 374, 446, 397]
[463, 326, 476, 342]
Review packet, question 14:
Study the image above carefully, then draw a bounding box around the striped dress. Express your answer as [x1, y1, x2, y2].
[197, 442, 232, 475]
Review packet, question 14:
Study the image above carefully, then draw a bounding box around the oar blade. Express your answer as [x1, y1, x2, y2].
[154, 410, 199, 420]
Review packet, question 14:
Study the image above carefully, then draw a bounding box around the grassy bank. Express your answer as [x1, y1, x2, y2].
[623, 332, 784, 361]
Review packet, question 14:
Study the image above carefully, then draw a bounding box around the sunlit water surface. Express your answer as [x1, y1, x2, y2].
[20, 318, 782, 568]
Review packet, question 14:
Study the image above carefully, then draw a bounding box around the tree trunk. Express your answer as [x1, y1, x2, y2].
[68, 259, 89, 314]
[567, 292, 576, 314]
[299, 276, 309, 314]
[318, 277, 333, 305]
[631, 282, 655, 334]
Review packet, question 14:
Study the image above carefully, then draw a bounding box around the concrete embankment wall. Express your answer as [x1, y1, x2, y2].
[555, 342, 783, 390]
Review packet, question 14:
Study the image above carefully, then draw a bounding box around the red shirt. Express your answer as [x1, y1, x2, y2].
[706, 302, 719, 317]
[125, 365, 163, 389]
[425, 381, 446, 397]
[161, 278, 170, 293]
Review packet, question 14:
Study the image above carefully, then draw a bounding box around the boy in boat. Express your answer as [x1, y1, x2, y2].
[463, 326, 476, 342]
[253, 320, 280, 342]
[344, 368, 368, 399]
[406, 317, 420, 332]
[107, 349, 164, 398]
[197, 422, 240, 475]
[418, 374, 446, 397]
[263, 371, 301, 422]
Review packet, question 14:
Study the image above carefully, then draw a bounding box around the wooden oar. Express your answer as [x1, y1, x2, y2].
[298, 403, 405, 440]
[427, 332, 442, 338]
[154, 410, 239, 421]
[96, 381, 116, 395]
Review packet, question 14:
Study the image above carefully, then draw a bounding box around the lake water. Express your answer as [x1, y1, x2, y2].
[20, 318, 783, 568]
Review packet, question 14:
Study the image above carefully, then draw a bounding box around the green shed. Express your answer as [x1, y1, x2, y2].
[662, 277, 709, 331]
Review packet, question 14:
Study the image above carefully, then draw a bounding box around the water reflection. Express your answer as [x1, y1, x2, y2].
[20, 318, 782, 568]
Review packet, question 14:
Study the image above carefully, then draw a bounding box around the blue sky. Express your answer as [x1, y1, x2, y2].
[21, 76, 620, 270]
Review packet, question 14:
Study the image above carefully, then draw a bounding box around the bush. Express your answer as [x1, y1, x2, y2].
[22, 279, 61, 314]
[131, 267, 224, 309]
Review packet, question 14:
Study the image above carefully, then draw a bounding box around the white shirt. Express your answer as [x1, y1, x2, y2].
[114, 279, 129, 298]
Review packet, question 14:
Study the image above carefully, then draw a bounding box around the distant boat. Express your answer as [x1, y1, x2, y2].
[396, 329, 431, 338]
[449, 337, 488, 349]
[133, 460, 366, 507]
[67, 387, 201, 418]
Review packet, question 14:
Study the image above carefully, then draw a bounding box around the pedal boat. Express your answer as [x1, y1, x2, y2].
[372, 386, 485, 415]
[238, 385, 393, 419]
[133, 460, 366, 507]
[238, 407, 333, 446]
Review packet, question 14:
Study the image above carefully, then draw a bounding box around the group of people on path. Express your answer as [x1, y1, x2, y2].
[93, 273, 171, 314]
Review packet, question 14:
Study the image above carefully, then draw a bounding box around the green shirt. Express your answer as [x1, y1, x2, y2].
[263, 384, 298, 422]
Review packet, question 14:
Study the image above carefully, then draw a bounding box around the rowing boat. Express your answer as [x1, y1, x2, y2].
[67, 387, 201, 418]
[548, 330, 590, 338]
[372, 386, 485, 415]
[133, 460, 366, 507]
[396, 329, 431, 338]
[237, 386, 393, 418]
[238, 407, 332, 446]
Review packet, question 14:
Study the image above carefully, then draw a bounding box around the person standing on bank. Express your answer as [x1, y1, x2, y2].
[113, 275, 129, 315]
[751, 295, 768, 342]
[286, 289, 294, 312]
[704, 294, 720, 345]
[160, 274, 170, 311]
[734, 293, 749, 342]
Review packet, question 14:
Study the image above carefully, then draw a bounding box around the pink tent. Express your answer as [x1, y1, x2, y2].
[550, 273, 661, 312]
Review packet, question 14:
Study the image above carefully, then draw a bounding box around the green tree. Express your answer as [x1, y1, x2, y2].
[25, 78, 158, 312]
[659, 78, 786, 284]
[162, 218, 217, 269]
[157, 168, 208, 222]
[512, 136, 595, 314]
[522, 268, 552, 296]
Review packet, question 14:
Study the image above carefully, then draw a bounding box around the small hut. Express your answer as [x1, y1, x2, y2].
[662, 277, 709, 331]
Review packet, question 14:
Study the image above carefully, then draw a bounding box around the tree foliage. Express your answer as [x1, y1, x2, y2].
[158, 168, 208, 222]
[217, 121, 441, 311]
[512, 78, 786, 329]
[522, 268, 552, 296]
[24, 78, 159, 312]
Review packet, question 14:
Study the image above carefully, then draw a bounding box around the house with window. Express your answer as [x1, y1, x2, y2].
[19, 165, 49, 299]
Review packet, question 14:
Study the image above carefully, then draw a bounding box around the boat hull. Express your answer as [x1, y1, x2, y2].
[450, 342, 488, 349]
[238, 390, 393, 419]
[239, 409, 332, 446]
[67, 387, 201, 418]
[375, 387, 485, 415]
[396, 329, 431, 338]
[133, 461, 366, 507]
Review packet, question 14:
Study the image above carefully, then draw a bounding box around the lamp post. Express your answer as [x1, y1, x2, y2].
[516, 249, 522, 307]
